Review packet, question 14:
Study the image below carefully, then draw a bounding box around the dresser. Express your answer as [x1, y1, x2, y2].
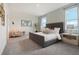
[62, 33, 79, 46]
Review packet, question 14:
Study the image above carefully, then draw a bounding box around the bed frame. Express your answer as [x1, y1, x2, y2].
[29, 22, 64, 48]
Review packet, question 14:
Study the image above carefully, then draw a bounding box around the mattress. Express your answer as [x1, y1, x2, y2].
[35, 32, 58, 41]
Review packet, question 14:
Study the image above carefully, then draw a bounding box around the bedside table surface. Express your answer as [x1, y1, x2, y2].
[62, 33, 79, 46]
[62, 33, 79, 36]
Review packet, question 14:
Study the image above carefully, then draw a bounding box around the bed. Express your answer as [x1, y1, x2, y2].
[29, 22, 64, 48]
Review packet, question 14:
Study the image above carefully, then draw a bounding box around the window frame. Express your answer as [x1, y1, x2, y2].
[65, 5, 78, 32]
[41, 16, 47, 29]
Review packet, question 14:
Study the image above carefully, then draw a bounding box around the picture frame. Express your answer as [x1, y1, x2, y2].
[21, 20, 32, 27]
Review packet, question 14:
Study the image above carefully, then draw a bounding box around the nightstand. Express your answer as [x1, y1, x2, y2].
[62, 33, 79, 46]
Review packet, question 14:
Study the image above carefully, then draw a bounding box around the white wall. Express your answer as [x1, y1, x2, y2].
[7, 11, 38, 35]
[46, 8, 65, 24]
[0, 4, 7, 54]
[0, 25, 7, 54]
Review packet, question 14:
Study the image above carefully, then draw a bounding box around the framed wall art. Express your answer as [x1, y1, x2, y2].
[21, 20, 32, 27]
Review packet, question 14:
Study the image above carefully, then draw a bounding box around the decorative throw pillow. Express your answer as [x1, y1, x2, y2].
[50, 29, 55, 33]
[42, 28, 50, 34]
[54, 27, 60, 34]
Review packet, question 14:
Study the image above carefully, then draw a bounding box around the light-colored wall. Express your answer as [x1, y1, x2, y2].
[37, 8, 65, 31]
[46, 8, 65, 24]
[0, 4, 7, 54]
[0, 25, 7, 54]
[8, 11, 38, 35]
[46, 4, 75, 24]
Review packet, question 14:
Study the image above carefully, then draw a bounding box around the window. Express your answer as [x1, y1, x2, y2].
[65, 7, 78, 32]
[41, 17, 47, 29]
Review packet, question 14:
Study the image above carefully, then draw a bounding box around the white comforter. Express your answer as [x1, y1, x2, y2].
[35, 32, 61, 41]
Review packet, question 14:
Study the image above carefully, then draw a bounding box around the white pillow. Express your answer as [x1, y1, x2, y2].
[54, 28, 60, 34]
[42, 28, 50, 34]
[50, 29, 55, 33]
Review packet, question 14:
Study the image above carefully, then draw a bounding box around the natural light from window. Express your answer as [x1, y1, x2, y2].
[65, 7, 78, 30]
[41, 17, 47, 29]
[65, 6, 78, 34]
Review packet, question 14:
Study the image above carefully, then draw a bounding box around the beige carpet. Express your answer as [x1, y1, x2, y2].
[3, 35, 41, 55]
[2, 35, 79, 55]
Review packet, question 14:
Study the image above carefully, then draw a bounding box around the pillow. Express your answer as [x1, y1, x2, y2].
[50, 29, 55, 33]
[54, 27, 60, 34]
[42, 28, 50, 34]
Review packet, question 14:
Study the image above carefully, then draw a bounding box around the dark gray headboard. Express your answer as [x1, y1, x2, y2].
[46, 22, 64, 33]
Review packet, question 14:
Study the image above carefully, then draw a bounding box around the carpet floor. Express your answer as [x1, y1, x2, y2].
[2, 36, 79, 55]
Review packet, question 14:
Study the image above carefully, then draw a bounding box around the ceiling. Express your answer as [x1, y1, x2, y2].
[6, 3, 69, 16]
